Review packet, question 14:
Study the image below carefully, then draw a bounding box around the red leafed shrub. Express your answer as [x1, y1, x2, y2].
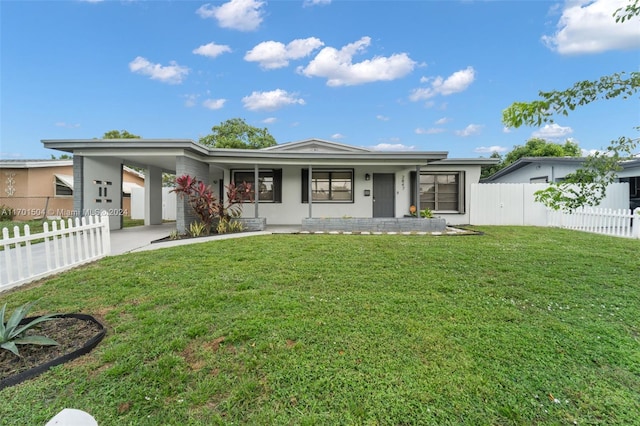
[172, 174, 252, 234]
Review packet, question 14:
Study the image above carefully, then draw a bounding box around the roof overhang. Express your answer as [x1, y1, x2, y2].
[482, 157, 586, 182]
[42, 139, 458, 170]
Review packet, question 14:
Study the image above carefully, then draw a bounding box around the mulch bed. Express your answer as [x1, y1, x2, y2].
[0, 314, 105, 389]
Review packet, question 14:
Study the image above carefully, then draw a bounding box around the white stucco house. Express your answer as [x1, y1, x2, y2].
[481, 156, 640, 210]
[42, 138, 498, 231]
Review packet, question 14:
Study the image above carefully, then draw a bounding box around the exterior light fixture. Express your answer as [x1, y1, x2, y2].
[365, 173, 371, 181]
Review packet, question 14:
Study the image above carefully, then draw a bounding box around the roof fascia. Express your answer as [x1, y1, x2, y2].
[0, 159, 73, 168]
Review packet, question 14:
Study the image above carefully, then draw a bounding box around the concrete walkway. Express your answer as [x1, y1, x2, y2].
[110, 223, 300, 255]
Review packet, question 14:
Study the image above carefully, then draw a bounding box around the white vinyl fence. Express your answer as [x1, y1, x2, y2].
[0, 214, 111, 292]
[130, 187, 177, 221]
[470, 183, 630, 226]
[548, 207, 640, 239]
[469, 183, 639, 239]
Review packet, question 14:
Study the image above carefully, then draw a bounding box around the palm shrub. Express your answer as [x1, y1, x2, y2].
[0, 302, 59, 357]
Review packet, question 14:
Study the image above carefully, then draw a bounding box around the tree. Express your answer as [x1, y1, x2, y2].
[198, 118, 277, 149]
[481, 139, 581, 179]
[501, 1, 639, 211]
[102, 130, 141, 139]
[50, 154, 72, 160]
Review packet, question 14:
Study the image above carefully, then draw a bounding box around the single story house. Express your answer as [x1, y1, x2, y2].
[481, 156, 640, 210]
[42, 138, 498, 231]
[0, 159, 144, 221]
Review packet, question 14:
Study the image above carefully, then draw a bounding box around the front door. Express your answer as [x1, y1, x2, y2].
[373, 173, 395, 217]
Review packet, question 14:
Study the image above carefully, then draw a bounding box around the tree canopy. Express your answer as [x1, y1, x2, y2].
[198, 118, 277, 149]
[102, 130, 141, 139]
[500, 0, 639, 211]
[481, 139, 581, 179]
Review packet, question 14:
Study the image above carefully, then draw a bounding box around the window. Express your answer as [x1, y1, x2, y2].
[232, 169, 282, 202]
[530, 176, 548, 183]
[55, 176, 73, 197]
[411, 172, 464, 213]
[302, 169, 354, 202]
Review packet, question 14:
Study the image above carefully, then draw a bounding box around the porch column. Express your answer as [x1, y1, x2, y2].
[144, 166, 162, 226]
[175, 156, 208, 234]
[254, 164, 259, 218]
[308, 165, 313, 218]
[415, 165, 421, 211]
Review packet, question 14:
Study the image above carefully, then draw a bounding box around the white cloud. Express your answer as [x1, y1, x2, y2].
[331, 133, 345, 139]
[371, 143, 415, 151]
[183, 94, 198, 107]
[455, 124, 483, 137]
[202, 98, 226, 110]
[129, 56, 189, 84]
[298, 36, 416, 86]
[435, 117, 450, 125]
[376, 115, 390, 121]
[55, 122, 80, 128]
[502, 126, 512, 133]
[410, 66, 475, 101]
[262, 117, 277, 124]
[242, 89, 305, 111]
[542, 0, 640, 54]
[474, 146, 508, 154]
[193, 42, 232, 58]
[415, 127, 446, 135]
[245, 37, 324, 69]
[531, 123, 573, 139]
[196, 0, 265, 32]
[303, 0, 331, 7]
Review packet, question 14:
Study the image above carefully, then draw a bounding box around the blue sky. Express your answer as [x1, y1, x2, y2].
[1, 0, 638, 160]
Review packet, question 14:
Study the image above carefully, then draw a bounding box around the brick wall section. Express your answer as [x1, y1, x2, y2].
[212, 217, 266, 232]
[175, 156, 209, 234]
[73, 156, 83, 216]
[301, 218, 446, 232]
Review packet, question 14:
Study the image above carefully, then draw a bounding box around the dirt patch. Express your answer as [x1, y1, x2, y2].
[0, 315, 105, 387]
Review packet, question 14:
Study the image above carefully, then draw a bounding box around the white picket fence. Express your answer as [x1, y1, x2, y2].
[548, 207, 640, 239]
[0, 214, 111, 292]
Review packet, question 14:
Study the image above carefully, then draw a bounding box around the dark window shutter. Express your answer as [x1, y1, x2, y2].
[409, 171, 417, 206]
[301, 168, 309, 203]
[274, 169, 282, 203]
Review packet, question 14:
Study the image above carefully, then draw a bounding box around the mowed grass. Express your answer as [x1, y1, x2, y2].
[0, 227, 638, 425]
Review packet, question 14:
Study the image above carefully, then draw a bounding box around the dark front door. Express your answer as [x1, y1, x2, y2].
[373, 173, 395, 217]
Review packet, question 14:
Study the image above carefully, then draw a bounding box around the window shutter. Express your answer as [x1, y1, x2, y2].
[409, 171, 417, 207]
[274, 169, 282, 203]
[301, 168, 309, 203]
[458, 171, 465, 213]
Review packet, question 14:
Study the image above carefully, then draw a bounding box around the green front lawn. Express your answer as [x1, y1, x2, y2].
[1, 227, 638, 425]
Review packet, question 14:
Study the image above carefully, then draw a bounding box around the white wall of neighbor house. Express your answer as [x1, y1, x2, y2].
[488, 162, 583, 183]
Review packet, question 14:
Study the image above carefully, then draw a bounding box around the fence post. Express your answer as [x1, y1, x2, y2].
[101, 212, 111, 255]
[634, 208, 640, 239]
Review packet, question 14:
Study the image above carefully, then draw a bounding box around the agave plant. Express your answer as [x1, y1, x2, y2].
[0, 301, 59, 357]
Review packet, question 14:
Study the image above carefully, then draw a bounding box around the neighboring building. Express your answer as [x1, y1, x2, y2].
[0, 159, 144, 221]
[42, 138, 498, 231]
[481, 156, 640, 209]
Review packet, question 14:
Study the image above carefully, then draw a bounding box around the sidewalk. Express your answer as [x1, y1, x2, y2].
[110, 223, 300, 255]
